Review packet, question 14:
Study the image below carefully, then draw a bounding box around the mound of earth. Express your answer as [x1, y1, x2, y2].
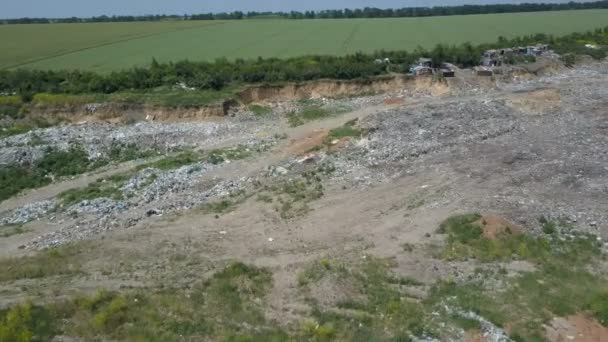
[545, 314, 608, 342]
[477, 215, 521, 240]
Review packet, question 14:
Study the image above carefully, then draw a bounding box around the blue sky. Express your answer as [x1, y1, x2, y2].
[2, 0, 587, 18]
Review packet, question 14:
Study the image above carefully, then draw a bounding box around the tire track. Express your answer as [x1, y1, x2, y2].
[342, 21, 362, 53]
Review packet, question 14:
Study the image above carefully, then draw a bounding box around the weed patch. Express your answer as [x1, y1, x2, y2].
[438, 213, 601, 263]
[207, 146, 251, 165]
[0, 224, 27, 238]
[298, 257, 432, 340]
[586, 292, 608, 326]
[269, 176, 323, 219]
[0, 143, 143, 202]
[0, 117, 53, 138]
[287, 102, 347, 127]
[137, 150, 202, 171]
[0, 165, 51, 202]
[249, 104, 272, 117]
[0, 244, 85, 282]
[325, 120, 362, 143]
[105, 142, 160, 163]
[256, 166, 333, 219]
[426, 281, 506, 327]
[37, 145, 98, 177]
[297, 259, 334, 286]
[136, 146, 251, 171]
[0, 96, 23, 112]
[0, 301, 58, 342]
[430, 213, 608, 339]
[0, 262, 281, 341]
[59, 173, 130, 206]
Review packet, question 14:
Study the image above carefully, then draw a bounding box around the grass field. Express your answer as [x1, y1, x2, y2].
[2, 9, 608, 72]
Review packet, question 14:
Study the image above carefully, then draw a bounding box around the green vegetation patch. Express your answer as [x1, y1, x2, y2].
[137, 146, 252, 172]
[105, 142, 160, 163]
[0, 224, 27, 238]
[0, 118, 52, 139]
[199, 190, 251, 216]
[297, 258, 334, 287]
[207, 146, 252, 165]
[260, 171, 325, 219]
[428, 213, 608, 339]
[0, 301, 58, 342]
[59, 173, 131, 206]
[0, 96, 23, 119]
[0, 164, 51, 202]
[30, 87, 242, 109]
[325, 120, 362, 142]
[0, 244, 85, 282]
[0, 262, 284, 341]
[37, 145, 97, 177]
[287, 103, 337, 127]
[438, 213, 601, 263]
[297, 257, 432, 340]
[426, 280, 507, 329]
[425, 260, 608, 340]
[137, 150, 202, 171]
[248, 104, 273, 117]
[0, 142, 163, 203]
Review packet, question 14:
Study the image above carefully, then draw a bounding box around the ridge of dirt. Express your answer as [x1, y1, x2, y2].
[546, 314, 608, 342]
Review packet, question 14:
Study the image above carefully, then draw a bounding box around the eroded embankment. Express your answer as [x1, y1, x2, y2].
[22, 77, 457, 123]
[23, 65, 553, 124]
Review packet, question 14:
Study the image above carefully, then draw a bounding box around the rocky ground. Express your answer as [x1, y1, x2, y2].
[0, 61, 607, 341]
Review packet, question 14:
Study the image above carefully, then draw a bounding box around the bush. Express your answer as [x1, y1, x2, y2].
[0, 144, 111, 202]
[0, 244, 84, 281]
[0, 165, 51, 202]
[0, 97, 22, 119]
[59, 174, 130, 206]
[137, 150, 201, 170]
[37, 146, 93, 177]
[587, 292, 608, 326]
[248, 104, 272, 117]
[0, 302, 57, 342]
[287, 104, 334, 127]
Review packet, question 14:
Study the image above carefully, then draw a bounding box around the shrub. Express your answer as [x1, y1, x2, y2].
[0, 244, 84, 281]
[287, 105, 332, 127]
[586, 292, 608, 326]
[37, 145, 93, 177]
[248, 104, 272, 117]
[0, 302, 57, 342]
[0, 165, 51, 202]
[138, 150, 201, 170]
[207, 146, 251, 165]
[59, 174, 130, 206]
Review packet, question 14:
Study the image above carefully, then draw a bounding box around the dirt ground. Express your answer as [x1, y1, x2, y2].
[1, 60, 607, 341]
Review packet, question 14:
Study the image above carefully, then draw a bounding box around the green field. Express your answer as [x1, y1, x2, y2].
[2, 9, 608, 72]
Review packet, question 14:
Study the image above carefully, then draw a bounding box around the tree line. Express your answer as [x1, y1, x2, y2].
[2, 1, 608, 24]
[0, 27, 606, 100]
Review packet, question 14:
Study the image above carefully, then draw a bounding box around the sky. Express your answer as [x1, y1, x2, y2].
[1, 0, 590, 18]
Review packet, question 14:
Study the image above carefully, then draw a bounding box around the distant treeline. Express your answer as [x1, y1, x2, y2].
[2, 1, 608, 24]
[1, 27, 606, 99]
